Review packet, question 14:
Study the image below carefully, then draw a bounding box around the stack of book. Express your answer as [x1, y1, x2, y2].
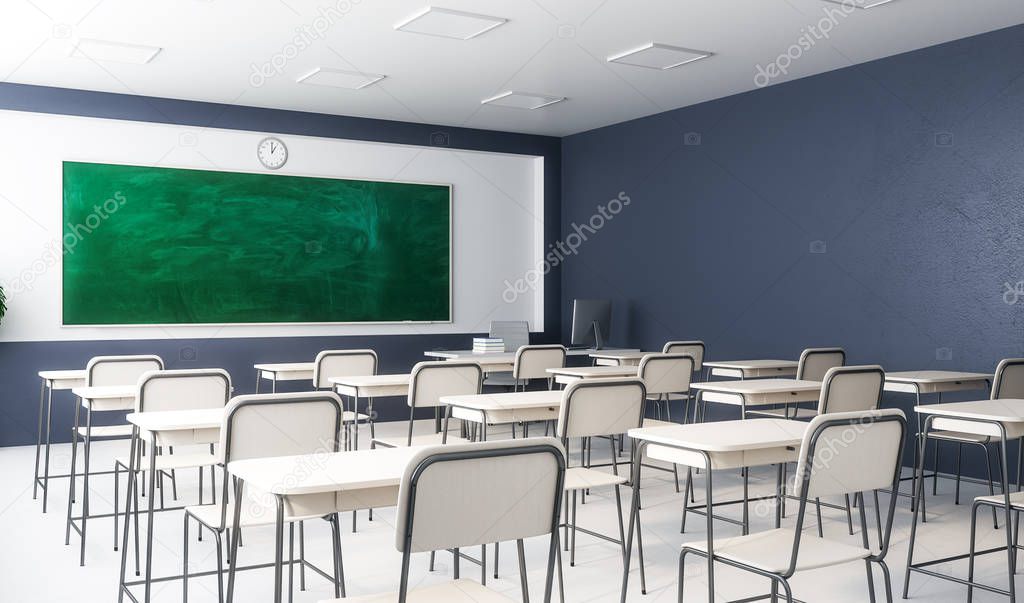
[473, 337, 505, 353]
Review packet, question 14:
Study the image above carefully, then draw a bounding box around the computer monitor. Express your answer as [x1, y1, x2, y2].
[570, 299, 611, 350]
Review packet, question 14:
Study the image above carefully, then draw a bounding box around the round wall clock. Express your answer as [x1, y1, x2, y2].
[257, 136, 288, 170]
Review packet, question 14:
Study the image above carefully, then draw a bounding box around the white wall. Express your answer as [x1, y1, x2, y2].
[0, 109, 544, 342]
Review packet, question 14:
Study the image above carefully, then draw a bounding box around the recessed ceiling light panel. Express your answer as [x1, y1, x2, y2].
[296, 67, 386, 90]
[821, 0, 897, 8]
[481, 91, 565, 110]
[607, 42, 711, 70]
[395, 7, 507, 40]
[71, 38, 162, 64]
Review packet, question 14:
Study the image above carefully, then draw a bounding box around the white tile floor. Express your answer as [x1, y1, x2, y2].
[0, 419, 1019, 602]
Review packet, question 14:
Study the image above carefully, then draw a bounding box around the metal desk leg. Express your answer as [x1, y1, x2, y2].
[117, 427, 140, 603]
[143, 438, 158, 603]
[41, 383, 55, 512]
[33, 379, 46, 500]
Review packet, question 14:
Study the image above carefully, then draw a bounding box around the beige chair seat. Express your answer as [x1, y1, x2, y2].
[926, 429, 991, 444]
[372, 433, 470, 448]
[642, 418, 677, 428]
[115, 451, 217, 471]
[684, 528, 876, 573]
[748, 407, 819, 420]
[323, 578, 516, 603]
[646, 393, 689, 401]
[76, 424, 134, 438]
[975, 490, 1024, 507]
[564, 466, 627, 491]
[344, 411, 370, 423]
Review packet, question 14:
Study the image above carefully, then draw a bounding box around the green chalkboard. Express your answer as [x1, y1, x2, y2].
[62, 161, 451, 325]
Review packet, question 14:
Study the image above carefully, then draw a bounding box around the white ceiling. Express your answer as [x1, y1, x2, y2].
[3, 0, 1023, 137]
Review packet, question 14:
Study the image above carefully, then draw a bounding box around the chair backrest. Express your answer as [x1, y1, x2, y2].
[638, 353, 694, 396]
[313, 349, 378, 389]
[513, 345, 567, 380]
[408, 361, 482, 410]
[662, 341, 705, 372]
[992, 358, 1024, 399]
[218, 392, 343, 528]
[221, 392, 342, 464]
[490, 320, 530, 353]
[395, 438, 565, 553]
[787, 409, 906, 575]
[815, 365, 884, 416]
[557, 378, 646, 440]
[796, 347, 845, 381]
[87, 355, 164, 387]
[136, 369, 231, 413]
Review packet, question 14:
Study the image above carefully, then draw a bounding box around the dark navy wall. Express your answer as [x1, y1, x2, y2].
[0, 82, 561, 446]
[562, 25, 1024, 468]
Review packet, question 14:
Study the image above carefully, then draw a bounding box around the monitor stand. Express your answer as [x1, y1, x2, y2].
[592, 320, 604, 351]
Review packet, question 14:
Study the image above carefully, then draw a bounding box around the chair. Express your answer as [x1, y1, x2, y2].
[372, 361, 480, 448]
[185, 392, 347, 603]
[113, 369, 230, 557]
[925, 358, 1024, 514]
[557, 378, 645, 569]
[639, 353, 695, 424]
[65, 354, 164, 565]
[313, 349, 378, 448]
[491, 320, 530, 352]
[638, 354, 696, 493]
[747, 347, 846, 420]
[483, 321, 531, 387]
[320, 438, 566, 603]
[662, 341, 705, 375]
[679, 409, 907, 603]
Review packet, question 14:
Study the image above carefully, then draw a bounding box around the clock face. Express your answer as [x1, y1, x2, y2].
[257, 136, 288, 170]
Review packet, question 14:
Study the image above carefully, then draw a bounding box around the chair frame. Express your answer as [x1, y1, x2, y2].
[175, 394, 346, 603]
[558, 378, 646, 572]
[924, 359, 1024, 518]
[396, 442, 567, 603]
[313, 349, 379, 448]
[67, 354, 164, 567]
[113, 369, 230, 560]
[679, 411, 907, 603]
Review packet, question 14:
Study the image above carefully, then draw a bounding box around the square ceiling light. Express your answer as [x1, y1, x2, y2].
[296, 67, 386, 90]
[71, 38, 162, 64]
[481, 91, 565, 110]
[607, 42, 711, 70]
[822, 0, 897, 7]
[395, 7, 507, 40]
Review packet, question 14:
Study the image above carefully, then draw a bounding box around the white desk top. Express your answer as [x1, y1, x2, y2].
[628, 419, 806, 452]
[702, 360, 797, 370]
[126, 408, 224, 432]
[329, 374, 411, 388]
[460, 354, 517, 365]
[441, 390, 563, 411]
[229, 446, 425, 496]
[588, 351, 649, 360]
[424, 347, 639, 359]
[39, 369, 87, 381]
[546, 366, 639, 378]
[253, 362, 315, 373]
[915, 399, 1024, 423]
[886, 371, 992, 384]
[71, 385, 137, 399]
[691, 379, 821, 395]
